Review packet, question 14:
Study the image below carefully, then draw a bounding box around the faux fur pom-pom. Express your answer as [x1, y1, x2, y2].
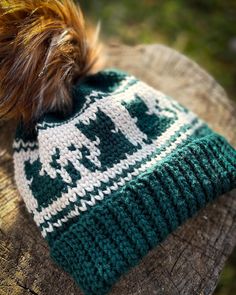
[0, 0, 100, 125]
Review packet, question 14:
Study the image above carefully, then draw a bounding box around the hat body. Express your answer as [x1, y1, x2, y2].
[13, 69, 236, 295]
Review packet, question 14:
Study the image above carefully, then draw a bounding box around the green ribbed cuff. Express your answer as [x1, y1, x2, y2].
[50, 134, 236, 295]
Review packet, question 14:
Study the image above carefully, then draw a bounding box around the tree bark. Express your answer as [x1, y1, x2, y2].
[0, 44, 236, 295]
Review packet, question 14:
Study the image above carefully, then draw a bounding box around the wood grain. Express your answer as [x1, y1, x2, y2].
[0, 44, 235, 295]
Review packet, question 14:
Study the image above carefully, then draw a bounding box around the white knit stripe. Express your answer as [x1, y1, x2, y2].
[37, 75, 136, 128]
[99, 86, 178, 146]
[27, 82, 182, 183]
[41, 120, 204, 237]
[36, 80, 175, 133]
[27, 110, 199, 226]
[13, 139, 38, 150]
[81, 81, 180, 124]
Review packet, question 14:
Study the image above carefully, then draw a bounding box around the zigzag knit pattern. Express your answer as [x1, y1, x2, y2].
[13, 69, 236, 295]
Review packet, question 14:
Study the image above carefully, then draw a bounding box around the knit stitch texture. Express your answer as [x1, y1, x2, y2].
[13, 69, 236, 295]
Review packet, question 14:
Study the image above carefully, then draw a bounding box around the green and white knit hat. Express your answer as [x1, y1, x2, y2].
[13, 69, 236, 295]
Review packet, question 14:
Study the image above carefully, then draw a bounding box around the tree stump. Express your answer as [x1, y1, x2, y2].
[0, 44, 236, 295]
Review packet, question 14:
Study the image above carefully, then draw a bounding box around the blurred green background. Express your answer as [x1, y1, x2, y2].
[80, 0, 236, 102]
[80, 1, 236, 294]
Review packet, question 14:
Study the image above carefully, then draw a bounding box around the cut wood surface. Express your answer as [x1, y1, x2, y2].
[0, 44, 236, 295]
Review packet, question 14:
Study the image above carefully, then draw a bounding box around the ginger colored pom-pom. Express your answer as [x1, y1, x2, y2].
[0, 0, 101, 125]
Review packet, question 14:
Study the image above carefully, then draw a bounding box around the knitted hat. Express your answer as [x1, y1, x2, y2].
[13, 69, 236, 295]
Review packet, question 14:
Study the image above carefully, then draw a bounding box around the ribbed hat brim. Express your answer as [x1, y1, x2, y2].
[50, 133, 236, 295]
